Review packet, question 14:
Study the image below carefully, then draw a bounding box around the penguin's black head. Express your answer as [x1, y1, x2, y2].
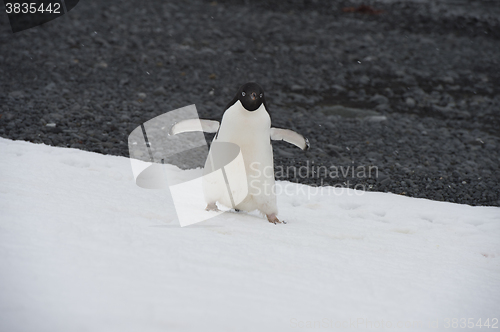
[237, 82, 265, 112]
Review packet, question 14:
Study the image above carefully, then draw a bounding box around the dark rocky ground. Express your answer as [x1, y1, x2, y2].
[1, 0, 499, 206]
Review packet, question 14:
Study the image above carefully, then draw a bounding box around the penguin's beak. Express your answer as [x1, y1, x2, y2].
[250, 92, 257, 100]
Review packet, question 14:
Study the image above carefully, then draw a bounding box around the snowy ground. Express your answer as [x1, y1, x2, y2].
[0, 137, 499, 332]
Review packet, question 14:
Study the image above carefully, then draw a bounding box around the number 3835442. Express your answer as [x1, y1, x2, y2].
[5, 3, 62, 14]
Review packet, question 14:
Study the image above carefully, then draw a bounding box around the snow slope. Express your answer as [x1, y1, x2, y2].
[0, 137, 499, 332]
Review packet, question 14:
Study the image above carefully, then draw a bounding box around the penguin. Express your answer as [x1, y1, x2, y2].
[170, 82, 309, 224]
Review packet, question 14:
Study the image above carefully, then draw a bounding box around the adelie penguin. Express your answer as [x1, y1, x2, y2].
[170, 82, 309, 224]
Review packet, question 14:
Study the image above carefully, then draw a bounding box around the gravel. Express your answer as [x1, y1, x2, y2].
[1, 0, 499, 206]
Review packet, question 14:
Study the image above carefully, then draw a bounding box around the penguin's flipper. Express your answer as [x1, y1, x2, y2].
[169, 119, 220, 136]
[270, 128, 310, 151]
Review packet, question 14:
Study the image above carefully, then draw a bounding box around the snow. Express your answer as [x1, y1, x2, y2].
[0, 137, 499, 332]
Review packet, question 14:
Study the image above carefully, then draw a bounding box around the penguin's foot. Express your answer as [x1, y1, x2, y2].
[267, 213, 286, 225]
[205, 203, 220, 212]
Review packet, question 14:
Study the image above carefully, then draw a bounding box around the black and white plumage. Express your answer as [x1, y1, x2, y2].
[170, 82, 309, 224]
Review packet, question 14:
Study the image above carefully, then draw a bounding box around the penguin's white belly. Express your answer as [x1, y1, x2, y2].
[202, 102, 277, 215]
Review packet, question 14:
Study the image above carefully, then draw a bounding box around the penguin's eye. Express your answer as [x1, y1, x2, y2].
[241, 92, 246, 96]
[260, 93, 263, 98]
